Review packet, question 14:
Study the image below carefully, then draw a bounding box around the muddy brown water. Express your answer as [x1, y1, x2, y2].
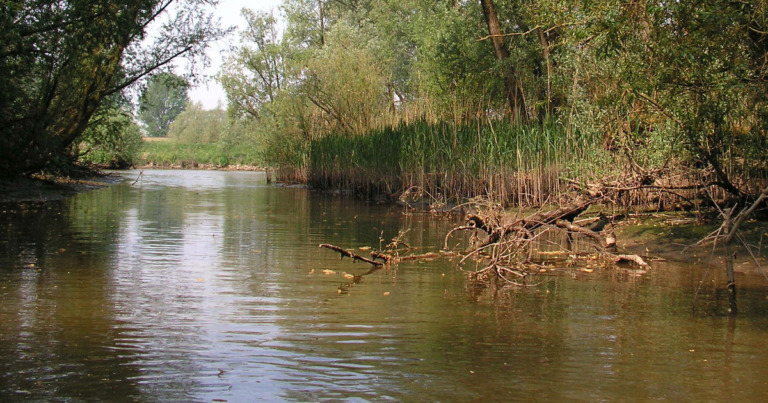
[2, 170, 768, 401]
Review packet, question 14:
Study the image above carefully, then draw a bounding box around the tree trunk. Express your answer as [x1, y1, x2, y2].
[479, 0, 527, 122]
[318, 0, 325, 46]
[537, 27, 554, 116]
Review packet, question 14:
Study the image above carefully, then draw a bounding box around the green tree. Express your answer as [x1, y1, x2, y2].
[301, 21, 391, 133]
[219, 9, 287, 120]
[0, 0, 224, 176]
[281, 0, 326, 48]
[580, 0, 768, 197]
[79, 105, 143, 169]
[139, 73, 190, 137]
[167, 102, 226, 144]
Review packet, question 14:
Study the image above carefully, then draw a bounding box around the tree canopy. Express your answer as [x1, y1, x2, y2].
[217, 0, 768, 198]
[139, 72, 190, 138]
[0, 0, 224, 176]
[167, 102, 226, 144]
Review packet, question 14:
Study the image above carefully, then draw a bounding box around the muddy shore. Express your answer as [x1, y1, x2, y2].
[613, 213, 767, 275]
[0, 174, 120, 205]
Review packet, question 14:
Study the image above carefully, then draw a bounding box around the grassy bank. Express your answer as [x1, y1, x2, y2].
[303, 120, 612, 206]
[137, 141, 263, 169]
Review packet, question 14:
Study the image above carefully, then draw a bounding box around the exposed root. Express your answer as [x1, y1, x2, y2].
[445, 176, 659, 284]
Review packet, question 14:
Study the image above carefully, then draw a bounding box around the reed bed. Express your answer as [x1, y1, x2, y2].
[307, 120, 607, 206]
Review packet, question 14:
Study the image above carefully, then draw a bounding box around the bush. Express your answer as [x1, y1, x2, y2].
[79, 109, 143, 169]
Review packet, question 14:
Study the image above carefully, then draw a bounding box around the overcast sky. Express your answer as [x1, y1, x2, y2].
[187, 0, 284, 110]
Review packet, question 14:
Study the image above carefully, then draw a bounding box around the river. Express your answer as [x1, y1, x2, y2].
[1, 170, 768, 401]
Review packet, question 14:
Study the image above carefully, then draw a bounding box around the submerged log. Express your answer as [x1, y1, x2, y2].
[611, 254, 650, 267]
[319, 244, 383, 266]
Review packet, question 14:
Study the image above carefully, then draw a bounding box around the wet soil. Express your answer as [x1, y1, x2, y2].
[0, 174, 119, 206]
[614, 212, 768, 275]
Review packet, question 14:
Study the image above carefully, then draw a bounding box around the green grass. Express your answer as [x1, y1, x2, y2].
[138, 141, 263, 168]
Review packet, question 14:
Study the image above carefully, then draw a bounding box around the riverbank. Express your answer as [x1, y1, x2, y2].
[133, 162, 264, 171]
[138, 141, 263, 169]
[2, 168, 763, 276]
[0, 174, 119, 206]
[612, 212, 768, 275]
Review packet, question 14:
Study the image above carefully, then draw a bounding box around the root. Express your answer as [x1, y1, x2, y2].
[445, 176, 661, 283]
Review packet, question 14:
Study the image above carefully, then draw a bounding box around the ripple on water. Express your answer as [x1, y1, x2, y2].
[3, 170, 768, 402]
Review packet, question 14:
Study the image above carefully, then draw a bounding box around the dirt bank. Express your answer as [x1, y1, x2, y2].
[613, 212, 768, 275]
[0, 174, 119, 205]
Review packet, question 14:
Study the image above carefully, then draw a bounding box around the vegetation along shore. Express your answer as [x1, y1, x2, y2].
[2, 1, 768, 313]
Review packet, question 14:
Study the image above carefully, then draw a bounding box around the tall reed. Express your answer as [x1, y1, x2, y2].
[307, 119, 607, 206]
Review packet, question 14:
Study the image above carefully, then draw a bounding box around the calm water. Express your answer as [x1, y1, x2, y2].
[2, 170, 768, 401]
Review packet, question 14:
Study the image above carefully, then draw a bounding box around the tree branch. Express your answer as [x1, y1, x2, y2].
[319, 244, 384, 266]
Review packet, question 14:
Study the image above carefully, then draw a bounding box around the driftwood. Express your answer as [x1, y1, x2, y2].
[460, 193, 613, 251]
[370, 251, 393, 263]
[444, 178, 656, 283]
[319, 244, 383, 266]
[320, 243, 443, 267]
[465, 193, 598, 248]
[611, 254, 649, 267]
[321, 175, 667, 288]
[371, 250, 445, 264]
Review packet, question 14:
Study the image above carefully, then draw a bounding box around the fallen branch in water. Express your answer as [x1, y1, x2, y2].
[371, 250, 447, 264]
[444, 175, 662, 284]
[319, 244, 383, 266]
[370, 250, 393, 263]
[611, 254, 650, 267]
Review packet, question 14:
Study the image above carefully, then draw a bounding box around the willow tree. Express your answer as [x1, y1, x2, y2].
[479, 0, 526, 121]
[584, 0, 768, 198]
[0, 0, 223, 176]
[138, 72, 190, 138]
[219, 9, 287, 121]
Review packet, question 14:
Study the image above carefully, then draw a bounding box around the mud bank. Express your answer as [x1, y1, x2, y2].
[0, 175, 119, 205]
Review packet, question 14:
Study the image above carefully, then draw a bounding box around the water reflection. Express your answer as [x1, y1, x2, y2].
[1, 170, 768, 401]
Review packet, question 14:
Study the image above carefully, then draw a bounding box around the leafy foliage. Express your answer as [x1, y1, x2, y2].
[79, 107, 143, 169]
[214, 0, 768, 200]
[139, 73, 190, 138]
[0, 0, 223, 176]
[167, 102, 225, 144]
[218, 9, 288, 120]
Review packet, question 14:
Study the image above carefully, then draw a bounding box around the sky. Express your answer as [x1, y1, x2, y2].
[186, 0, 284, 110]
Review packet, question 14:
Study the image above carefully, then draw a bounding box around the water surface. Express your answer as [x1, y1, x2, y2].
[2, 170, 768, 401]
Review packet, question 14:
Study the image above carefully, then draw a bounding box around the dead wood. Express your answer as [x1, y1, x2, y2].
[464, 193, 598, 248]
[399, 252, 441, 262]
[444, 176, 666, 283]
[371, 250, 442, 264]
[694, 186, 768, 315]
[370, 251, 393, 263]
[611, 254, 650, 267]
[319, 244, 383, 266]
